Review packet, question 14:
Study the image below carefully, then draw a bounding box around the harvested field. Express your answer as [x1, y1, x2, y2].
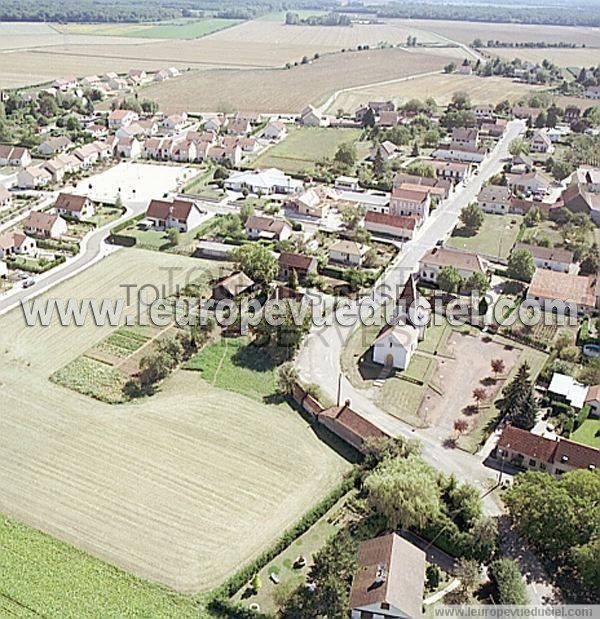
[0, 249, 349, 593]
[492, 47, 600, 68]
[402, 19, 600, 47]
[326, 73, 545, 113]
[138, 47, 449, 113]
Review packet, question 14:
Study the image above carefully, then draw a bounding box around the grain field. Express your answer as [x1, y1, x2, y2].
[0, 249, 349, 593]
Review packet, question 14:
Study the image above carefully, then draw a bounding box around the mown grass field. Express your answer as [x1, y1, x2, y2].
[0, 249, 349, 594]
[447, 213, 523, 260]
[184, 336, 277, 402]
[55, 18, 243, 39]
[571, 418, 600, 449]
[0, 515, 202, 618]
[251, 127, 363, 174]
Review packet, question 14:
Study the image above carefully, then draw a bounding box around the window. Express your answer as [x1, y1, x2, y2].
[529, 459, 536, 467]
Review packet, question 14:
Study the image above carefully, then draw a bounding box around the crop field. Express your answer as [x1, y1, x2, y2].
[492, 47, 600, 68]
[54, 18, 243, 40]
[400, 19, 600, 47]
[251, 127, 363, 174]
[139, 47, 449, 113]
[0, 249, 349, 593]
[326, 73, 545, 113]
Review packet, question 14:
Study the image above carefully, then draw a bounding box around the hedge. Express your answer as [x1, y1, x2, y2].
[110, 213, 144, 235]
[575, 404, 591, 430]
[6, 255, 66, 274]
[209, 470, 358, 602]
[37, 238, 79, 254]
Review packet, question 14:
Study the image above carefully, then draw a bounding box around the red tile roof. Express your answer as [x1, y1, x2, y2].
[146, 198, 195, 222]
[365, 210, 417, 230]
[318, 402, 389, 443]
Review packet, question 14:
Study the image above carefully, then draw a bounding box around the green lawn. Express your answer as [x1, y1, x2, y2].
[183, 336, 278, 402]
[0, 514, 202, 618]
[571, 418, 600, 449]
[520, 219, 564, 247]
[447, 213, 523, 260]
[251, 127, 363, 175]
[119, 225, 199, 252]
[86, 206, 123, 227]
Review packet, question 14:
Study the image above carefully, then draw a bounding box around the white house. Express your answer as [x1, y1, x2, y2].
[145, 198, 204, 233]
[73, 143, 100, 168]
[245, 215, 292, 241]
[108, 109, 139, 129]
[328, 239, 367, 266]
[23, 211, 68, 239]
[477, 185, 512, 214]
[17, 166, 51, 189]
[0, 184, 12, 208]
[419, 246, 488, 285]
[116, 137, 142, 159]
[548, 373, 588, 409]
[225, 168, 303, 195]
[530, 129, 554, 154]
[263, 121, 287, 141]
[39, 135, 73, 156]
[299, 105, 326, 127]
[335, 176, 360, 191]
[364, 211, 417, 240]
[389, 186, 430, 223]
[0, 231, 37, 258]
[0, 145, 31, 167]
[513, 243, 575, 274]
[526, 269, 597, 316]
[54, 193, 95, 220]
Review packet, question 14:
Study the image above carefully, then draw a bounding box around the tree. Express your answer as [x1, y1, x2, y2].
[444, 62, 457, 74]
[489, 559, 529, 605]
[472, 387, 486, 410]
[362, 436, 422, 468]
[231, 243, 278, 287]
[491, 358, 505, 378]
[276, 363, 299, 395]
[411, 141, 419, 157]
[454, 418, 469, 436]
[364, 454, 441, 530]
[451, 90, 471, 110]
[523, 207, 542, 227]
[509, 137, 530, 157]
[372, 149, 388, 179]
[451, 558, 480, 602]
[238, 202, 254, 224]
[580, 243, 600, 275]
[507, 248, 535, 282]
[334, 142, 357, 168]
[362, 107, 376, 128]
[138, 351, 172, 389]
[499, 362, 538, 430]
[166, 227, 180, 246]
[251, 573, 262, 593]
[426, 564, 442, 590]
[460, 203, 484, 231]
[465, 272, 489, 294]
[437, 266, 462, 294]
[406, 160, 436, 178]
[288, 267, 299, 290]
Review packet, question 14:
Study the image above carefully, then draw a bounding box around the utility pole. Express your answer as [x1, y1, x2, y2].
[337, 372, 342, 406]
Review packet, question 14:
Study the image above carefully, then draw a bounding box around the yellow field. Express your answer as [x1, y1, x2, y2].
[326, 73, 546, 113]
[136, 47, 449, 113]
[492, 47, 600, 68]
[0, 249, 349, 592]
[401, 18, 600, 47]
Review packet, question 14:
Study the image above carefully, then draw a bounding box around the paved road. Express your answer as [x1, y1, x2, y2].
[296, 120, 525, 513]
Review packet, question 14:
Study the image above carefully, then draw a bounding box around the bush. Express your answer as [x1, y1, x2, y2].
[489, 558, 529, 605]
[574, 404, 591, 430]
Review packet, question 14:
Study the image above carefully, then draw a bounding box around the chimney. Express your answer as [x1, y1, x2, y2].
[344, 399, 351, 408]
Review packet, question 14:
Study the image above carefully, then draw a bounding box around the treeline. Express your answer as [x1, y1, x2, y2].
[473, 39, 583, 48]
[337, 2, 600, 28]
[476, 56, 562, 84]
[285, 10, 351, 26]
[0, 0, 337, 23]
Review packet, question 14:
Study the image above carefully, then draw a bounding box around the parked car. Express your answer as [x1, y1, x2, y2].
[22, 277, 36, 288]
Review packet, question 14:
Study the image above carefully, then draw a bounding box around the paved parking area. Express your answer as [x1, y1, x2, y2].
[72, 162, 195, 205]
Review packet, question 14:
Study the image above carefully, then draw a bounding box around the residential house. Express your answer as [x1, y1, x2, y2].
[316, 400, 390, 453]
[572, 166, 600, 193]
[328, 239, 367, 266]
[128, 69, 147, 81]
[212, 272, 255, 301]
[451, 127, 479, 150]
[172, 140, 197, 163]
[0, 145, 31, 167]
[349, 533, 425, 619]
[474, 104, 494, 120]
[221, 135, 259, 154]
[227, 118, 251, 136]
[0, 231, 36, 258]
[548, 373, 589, 409]
[86, 123, 107, 139]
[481, 119, 507, 138]
[73, 143, 100, 168]
[561, 182, 600, 224]
[584, 385, 600, 418]
[370, 140, 399, 162]
[226, 168, 303, 195]
[203, 114, 225, 133]
[23, 211, 67, 239]
[512, 106, 542, 122]
[54, 193, 95, 220]
[39, 135, 73, 156]
[526, 269, 597, 316]
[507, 171, 551, 196]
[263, 121, 287, 141]
[299, 105, 326, 127]
[513, 242, 575, 273]
[0, 185, 12, 208]
[278, 251, 317, 282]
[565, 107, 581, 124]
[208, 145, 242, 167]
[153, 69, 170, 82]
[289, 186, 331, 218]
[431, 145, 486, 165]
[145, 198, 204, 232]
[107, 109, 139, 129]
[584, 86, 600, 100]
[419, 246, 488, 285]
[496, 425, 599, 477]
[163, 113, 188, 132]
[116, 136, 142, 159]
[378, 111, 401, 128]
[530, 129, 554, 154]
[245, 215, 292, 241]
[335, 176, 360, 191]
[393, 172, 452, 199]
[17, 166, 51, 189]
[42, 157, 67, 183]
[477, 184, 512, 214]
[52, 76, 77, 91]
[389, 186, 430, 223]
[364, 211, 417, 241]
[510, 153, 534, 174]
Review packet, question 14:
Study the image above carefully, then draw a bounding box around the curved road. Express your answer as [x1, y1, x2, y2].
[297, 120, 525, 512]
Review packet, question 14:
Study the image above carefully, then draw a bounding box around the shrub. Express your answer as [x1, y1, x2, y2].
[489, 558, 529, 605]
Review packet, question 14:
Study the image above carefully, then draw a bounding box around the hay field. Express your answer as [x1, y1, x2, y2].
[491, 47, 600, 68]
[138, 48, 449, 113]
[401, 18, 600, 47]
[326, 73, 545, 113]
[0, 249, 349, 593]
